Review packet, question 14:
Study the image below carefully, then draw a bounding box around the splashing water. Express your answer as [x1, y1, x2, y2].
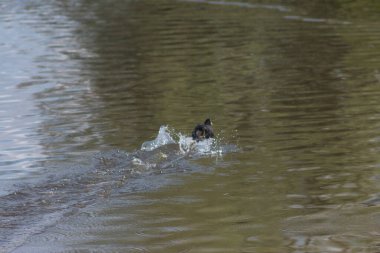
[141, 126, 176, 151]
[141, 125, 233, 156]
[178, 134, 218, 155]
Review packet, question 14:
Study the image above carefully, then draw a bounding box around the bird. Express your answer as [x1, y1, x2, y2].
[192, 118, 214, 142]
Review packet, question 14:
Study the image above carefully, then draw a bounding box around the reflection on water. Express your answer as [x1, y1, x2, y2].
[1, 0, 380, 252]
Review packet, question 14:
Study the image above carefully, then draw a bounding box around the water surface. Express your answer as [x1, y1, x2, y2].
[1, 0, 380, 252]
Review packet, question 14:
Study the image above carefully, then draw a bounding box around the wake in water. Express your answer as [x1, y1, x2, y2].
[0, 125, 238, 252]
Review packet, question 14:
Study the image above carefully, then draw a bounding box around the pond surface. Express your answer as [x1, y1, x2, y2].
[1, 0, 380, 252]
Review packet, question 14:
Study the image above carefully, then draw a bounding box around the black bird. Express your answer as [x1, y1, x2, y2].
[192, 118, 214, 141]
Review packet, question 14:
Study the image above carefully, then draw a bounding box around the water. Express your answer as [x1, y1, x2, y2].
[1, 0, 380, 252]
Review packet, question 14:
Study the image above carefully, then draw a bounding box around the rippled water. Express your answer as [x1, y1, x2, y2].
[1, 0, 380, 252]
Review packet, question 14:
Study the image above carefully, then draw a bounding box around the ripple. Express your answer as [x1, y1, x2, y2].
[181, 0, 291, 12]
[1, 0, 380, 252]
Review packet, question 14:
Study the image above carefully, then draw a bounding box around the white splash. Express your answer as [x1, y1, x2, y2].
[140, 125, 232, 156]
[141, 126, 175, 151]
[178, 134, 196, 153]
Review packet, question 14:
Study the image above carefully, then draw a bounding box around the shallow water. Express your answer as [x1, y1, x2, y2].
[1, 0, 380, 252]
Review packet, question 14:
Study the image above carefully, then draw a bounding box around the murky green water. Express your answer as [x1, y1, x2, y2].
[1, 0, 380, 252]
